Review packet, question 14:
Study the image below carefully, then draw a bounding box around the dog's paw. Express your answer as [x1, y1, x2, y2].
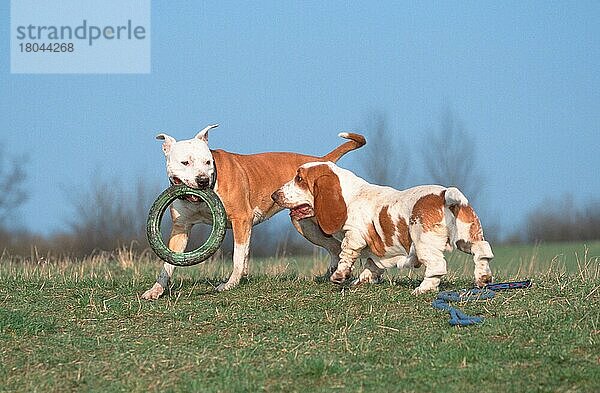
[475, 274, 493, 288]
[350, 277, 382, 286]
[369, 276, 383, 284]
[141, 283, 164, 300]
[411, 287, 428, 296]
[411, 285, 438, 296]
[216, 282, 237, 292]
[351, 269, 383, 286]
[330, 267, 351, 285]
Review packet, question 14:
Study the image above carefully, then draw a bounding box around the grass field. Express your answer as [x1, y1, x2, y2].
[1, 242, 599, 392]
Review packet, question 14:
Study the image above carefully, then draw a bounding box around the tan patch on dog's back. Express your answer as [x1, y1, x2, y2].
[378, 206, 395, 247]
[395, 217, 412, 251]
[410, 192, 445, 231]
[452, 204, 484, 241]
[212, 150, 327, 218]
[365, 222, 386, 257]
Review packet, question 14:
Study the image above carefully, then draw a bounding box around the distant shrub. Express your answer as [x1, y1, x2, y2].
[525, 195, 600, 242]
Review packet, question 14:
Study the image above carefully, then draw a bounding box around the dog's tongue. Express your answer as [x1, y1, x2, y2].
[185, 195, 200, 203]
[290, 205, 312, 219]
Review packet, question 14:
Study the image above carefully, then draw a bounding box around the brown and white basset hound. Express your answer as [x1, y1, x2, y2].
[271, 161, 494, 294]
[142, 126, 365, 299]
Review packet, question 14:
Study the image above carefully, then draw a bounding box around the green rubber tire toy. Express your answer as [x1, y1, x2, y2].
[146, 185, 227, 266]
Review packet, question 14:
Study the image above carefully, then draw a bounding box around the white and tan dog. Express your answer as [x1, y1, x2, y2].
[271, 161, 494, 294]
[141, 125, 365, 300]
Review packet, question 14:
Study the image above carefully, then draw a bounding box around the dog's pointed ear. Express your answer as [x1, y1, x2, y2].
[314, 174, 347, 235]
[156, 133, 176, 156]
[195, 124, 219, 142]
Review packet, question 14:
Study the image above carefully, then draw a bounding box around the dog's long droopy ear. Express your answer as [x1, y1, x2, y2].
[156, 133, 176, 156]
[314, 174, 347, 235]
[195, 124, 219, 142]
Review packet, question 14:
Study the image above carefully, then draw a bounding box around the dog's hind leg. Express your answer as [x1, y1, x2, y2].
[141, 222, 191, 300]
[217, 218, 252, 292]
[293, 218, 341, 278]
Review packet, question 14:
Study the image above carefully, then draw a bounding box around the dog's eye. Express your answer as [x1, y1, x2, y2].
[181, 161, 190, 166]
[296, 175, 303, 183]
[205, 160, 211, 165]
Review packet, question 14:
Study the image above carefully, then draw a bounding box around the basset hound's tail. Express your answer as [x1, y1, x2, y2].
[322, 133, 366, 162]
[445, 187, 469, 207]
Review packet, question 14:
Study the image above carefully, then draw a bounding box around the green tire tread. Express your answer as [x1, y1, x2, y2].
[146, 185, 227, 266]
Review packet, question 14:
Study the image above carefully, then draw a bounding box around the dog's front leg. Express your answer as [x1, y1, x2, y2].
[217, 218, 252, 292]
[141, 222, 191, 300]
[330, 231, 366, 284]
[471, 240, 494, 287]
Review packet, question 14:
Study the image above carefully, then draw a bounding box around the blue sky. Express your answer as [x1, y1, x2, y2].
[1, 1, 599, 239]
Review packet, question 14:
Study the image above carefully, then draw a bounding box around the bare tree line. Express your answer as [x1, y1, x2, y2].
[357, 112, 411, 189]
[524, 195, 600, 243]
[359, 108, 600, 244]
[2, 109, 599, 259]
[421, 108, 484, 201]
[359, 108, 484, 200]
[0, 156, 312, 257]
[60, 177, 158, 255]
[0, 147, 27, 227]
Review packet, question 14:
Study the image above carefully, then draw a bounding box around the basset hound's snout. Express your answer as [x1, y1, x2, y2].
[271, 189, 283, 203]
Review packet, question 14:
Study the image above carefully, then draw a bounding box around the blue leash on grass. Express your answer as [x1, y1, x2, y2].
[432, 280, 532, 326]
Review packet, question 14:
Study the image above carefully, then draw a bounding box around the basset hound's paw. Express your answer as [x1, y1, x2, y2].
[330, 266, 352, 284]
[475, 274, 493, 288]
[411, 285, 438, 296]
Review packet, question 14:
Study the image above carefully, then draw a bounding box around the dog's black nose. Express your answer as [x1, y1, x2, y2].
[196, 175, 210, 189]
[271, 191, 280, 202]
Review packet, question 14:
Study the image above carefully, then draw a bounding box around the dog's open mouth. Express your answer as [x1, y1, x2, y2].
[184, 195, 201, 203]
[171, 176, 202, 203]
[289, 204, 314, 220]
